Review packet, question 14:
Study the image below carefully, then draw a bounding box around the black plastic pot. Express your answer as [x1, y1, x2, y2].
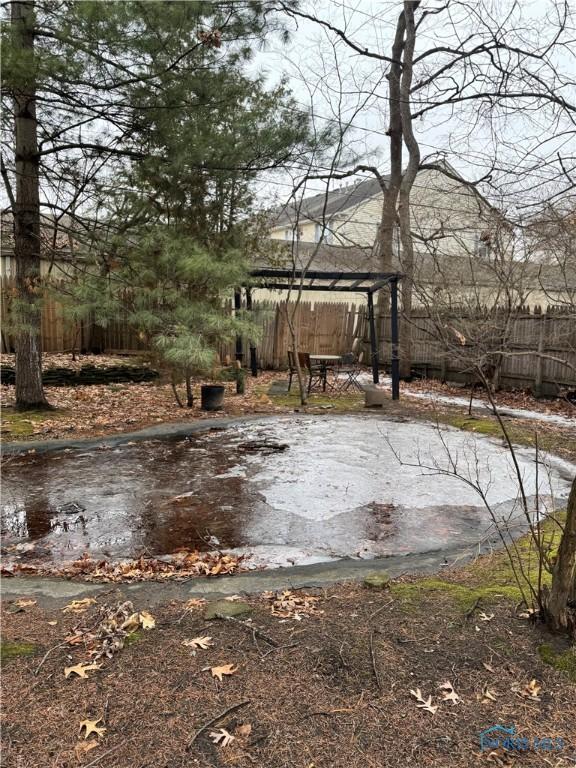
[200, 384, 225, 411]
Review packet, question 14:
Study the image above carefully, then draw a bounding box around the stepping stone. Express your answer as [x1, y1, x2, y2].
[268, 381, 289, 395]
[363, 572, 391, 590]
[204, 600, 252, 620]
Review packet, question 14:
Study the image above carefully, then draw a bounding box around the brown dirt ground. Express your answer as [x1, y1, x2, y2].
[1, 580, 575, 768]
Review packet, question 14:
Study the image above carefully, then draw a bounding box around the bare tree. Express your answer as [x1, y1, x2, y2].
[274, 0, 576, 379]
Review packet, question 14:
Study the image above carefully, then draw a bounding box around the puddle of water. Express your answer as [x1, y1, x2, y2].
[1, 416, 573, 568]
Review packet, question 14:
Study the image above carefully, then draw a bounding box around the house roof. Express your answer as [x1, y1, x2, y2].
[1, 212, 77, 260]
[269, 161, 503, 231]
[271, 176, 386, 229]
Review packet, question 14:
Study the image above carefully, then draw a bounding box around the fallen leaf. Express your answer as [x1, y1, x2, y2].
[47, 620, 58, 626]
[63, 598, 97, 613]
[410, 688, 438, 714]
[479, 684, 498, 703]
[209, 728, 235, 747]
[439, 681, 462, 705]
[519, 678, 542, 700]
[482, 662, 495, 673]
[236, 723, 252, 738]
[74, 740, 98, 760]
[182, 636, 213, 650]
[79, 718, 106, 739]
[210, 663, 237, 681]
[184, 598, 206, 610]
[120, 612, 141, 633]
[64, 662, 102, 679]
[65, 633, 85, 646]
[15, 598, 37, 608]
[518, 607, 539, 620]
[479, 612, 495, 622]
[139, 610, 155, 629]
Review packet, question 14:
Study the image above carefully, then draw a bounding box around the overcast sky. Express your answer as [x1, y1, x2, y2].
[249, 0, 576, 218]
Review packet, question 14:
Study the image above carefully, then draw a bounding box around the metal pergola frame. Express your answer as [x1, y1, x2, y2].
[236, 268, 403, 400]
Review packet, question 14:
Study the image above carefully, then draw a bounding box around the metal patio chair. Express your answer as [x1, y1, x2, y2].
[287, 350, 328, 393]
[337, 351, 364, 392]
[299, 352, 328, 393]
[287, 349, 297, 392]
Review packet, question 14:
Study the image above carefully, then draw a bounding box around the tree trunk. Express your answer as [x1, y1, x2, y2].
[545, 477, 576, 639]
[376, 10, 405, 278]
[12, 0, 49, 410]
[397, 1, 420, 380]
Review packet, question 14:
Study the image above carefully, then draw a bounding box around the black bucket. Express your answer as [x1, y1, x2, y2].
[200, 384, 225, 411]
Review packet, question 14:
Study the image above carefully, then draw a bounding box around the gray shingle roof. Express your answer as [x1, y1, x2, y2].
[271, 176, 386, 228]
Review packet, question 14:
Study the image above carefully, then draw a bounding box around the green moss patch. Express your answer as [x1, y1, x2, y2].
[1, 409, 54, 438]
[448, 416, 503, 437]
[0, 639, 38, 662]
[538, 644, 576, 682]
[124, 630, 143, 646]
[391, 578, 523, 612]
[393, 511, 567, 613]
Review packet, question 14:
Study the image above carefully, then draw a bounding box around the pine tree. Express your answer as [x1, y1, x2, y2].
[2, 0, 311, 408]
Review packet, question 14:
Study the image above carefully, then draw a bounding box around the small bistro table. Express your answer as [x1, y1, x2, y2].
[309, 354, 342, 392]
[309, 354, 342, 364]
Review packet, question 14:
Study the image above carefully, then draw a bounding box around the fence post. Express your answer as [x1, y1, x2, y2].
[367, 290, 379, 384]
[533, 311, 546, 397]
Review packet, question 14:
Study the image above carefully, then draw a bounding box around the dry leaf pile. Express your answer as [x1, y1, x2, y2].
[6, 550, 245, 582]
[63, 600, 156, 663]
[513, 678, 542, 701]
[262, 590, 322, 620]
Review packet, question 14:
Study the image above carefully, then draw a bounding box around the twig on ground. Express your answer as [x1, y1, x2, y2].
[219, 614, 279, 647]
[34, 642, 68, 676]
[368, 598, 394, 621]
[369, 629, 383, 693]
[260, 641, 300, 659]
[186, 700, 251, 751]
[83, 742, 125, 767]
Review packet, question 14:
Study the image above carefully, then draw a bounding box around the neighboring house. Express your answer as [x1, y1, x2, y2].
[262, 164, 575, 308]
[1, 212, 81, 279]
[268, 163, 494, 260]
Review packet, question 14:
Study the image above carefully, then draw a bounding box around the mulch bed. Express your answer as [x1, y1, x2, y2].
[1, 583, 574, 767]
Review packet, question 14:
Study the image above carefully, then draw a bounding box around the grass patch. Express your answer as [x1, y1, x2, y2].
[440, 411, 576, 461]
[538, 644, 576, 682]
[124, 630, 143, 646]
[0, 640, 38, 662]
[270, 392, 364, 411]
[0, 408, 65, 438]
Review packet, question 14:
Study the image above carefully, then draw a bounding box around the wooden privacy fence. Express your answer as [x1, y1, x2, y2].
[1, 279, 575, 392]
[377, 308, 576, 393]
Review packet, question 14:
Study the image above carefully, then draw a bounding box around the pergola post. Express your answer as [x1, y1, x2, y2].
[390, 277, 400, 400]
[367, 291, 379, 384]
[245, 287, 258, 377]
[234, 288, 243, 365]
